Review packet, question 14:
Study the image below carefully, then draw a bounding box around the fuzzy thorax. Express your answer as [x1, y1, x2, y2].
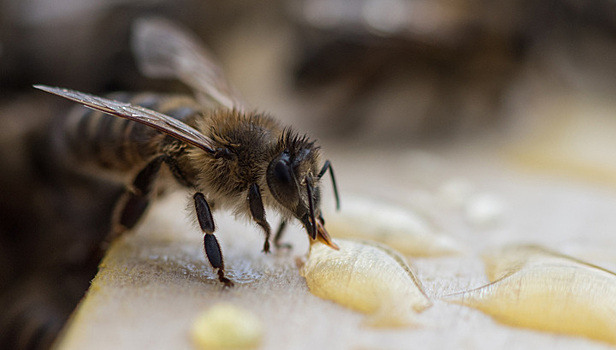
[185, 109, 323, 224]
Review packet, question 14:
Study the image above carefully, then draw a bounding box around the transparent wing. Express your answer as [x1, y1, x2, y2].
[132, 17, 246, 111]
[34, 85, 216, 154]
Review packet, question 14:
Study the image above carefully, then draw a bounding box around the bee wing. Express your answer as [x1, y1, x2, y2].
[34, 85, 217, 154]
[132, 17, 246, 111]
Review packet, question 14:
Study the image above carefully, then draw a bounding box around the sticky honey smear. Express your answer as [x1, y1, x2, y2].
[326, 194, 463, 257]
[445, 245, 616, 345]
[191, 303, 263, 349]
[299, 238, 432, 327]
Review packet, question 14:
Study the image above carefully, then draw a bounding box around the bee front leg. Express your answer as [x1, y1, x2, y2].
[194, 192, 233, 287]
[248, 183, 272, 253]
[274, 219, 292, 250]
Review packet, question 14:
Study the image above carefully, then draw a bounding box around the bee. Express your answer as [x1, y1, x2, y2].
[34, 17, 340, 287]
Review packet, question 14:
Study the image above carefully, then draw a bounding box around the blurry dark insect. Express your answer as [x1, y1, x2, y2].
[35, 17, 340, 287]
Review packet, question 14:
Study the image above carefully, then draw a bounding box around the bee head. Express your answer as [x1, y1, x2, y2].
[266, 130, 323, 239]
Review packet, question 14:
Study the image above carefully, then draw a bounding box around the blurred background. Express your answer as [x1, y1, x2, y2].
[2, 0, 616, 349]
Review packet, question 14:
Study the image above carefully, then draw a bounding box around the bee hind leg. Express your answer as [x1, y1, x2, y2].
[194, 192, 233, 287]
[112, 155, 166, 239]
[112, 153, 194, 240]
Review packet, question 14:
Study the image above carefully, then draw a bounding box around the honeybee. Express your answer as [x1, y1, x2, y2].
[35, 17, 340, 287]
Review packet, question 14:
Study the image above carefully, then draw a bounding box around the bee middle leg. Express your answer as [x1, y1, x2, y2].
[248, 183, 273, 253]
[194, 192, 233, 287]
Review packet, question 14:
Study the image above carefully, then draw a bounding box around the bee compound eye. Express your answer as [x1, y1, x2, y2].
[273, 158, 293, 184]
[267, 153, 299, 207]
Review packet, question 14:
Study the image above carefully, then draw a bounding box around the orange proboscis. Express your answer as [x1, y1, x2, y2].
[315, 220, 340, 250]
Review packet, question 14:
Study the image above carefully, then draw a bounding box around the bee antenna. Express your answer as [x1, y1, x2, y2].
[317, 160, 340, 211]
[305, 176, 317, 240]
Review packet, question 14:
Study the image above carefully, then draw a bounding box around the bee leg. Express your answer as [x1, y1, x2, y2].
[248, 183, 272, 253]
[194, 192, 233, 287]
[113, 155, 165, 236]
[273, 219, 292, 250]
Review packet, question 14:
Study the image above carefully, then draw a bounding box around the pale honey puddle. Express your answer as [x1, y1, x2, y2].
[299, 238, 432, 327]
[445, 245, 616, 345]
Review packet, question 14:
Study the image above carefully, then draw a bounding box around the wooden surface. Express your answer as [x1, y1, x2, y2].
[54, 112, 616, 349]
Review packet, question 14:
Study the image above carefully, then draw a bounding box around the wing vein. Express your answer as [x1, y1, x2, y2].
[34, 85, 216, 154]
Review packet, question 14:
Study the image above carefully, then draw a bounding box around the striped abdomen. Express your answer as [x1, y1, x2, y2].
[55, 92, 205, 173]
